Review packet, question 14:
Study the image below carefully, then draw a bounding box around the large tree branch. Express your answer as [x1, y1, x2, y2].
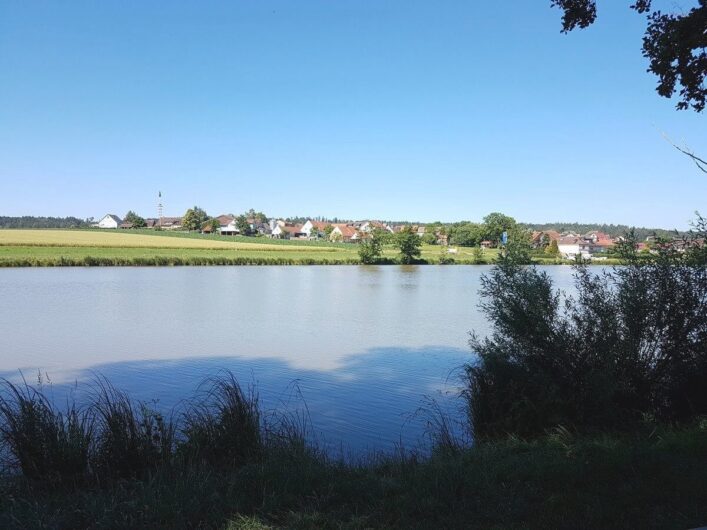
[661, 131, 707, 173]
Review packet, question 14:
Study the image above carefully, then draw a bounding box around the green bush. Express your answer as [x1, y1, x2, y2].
[466, 222, 707, 438]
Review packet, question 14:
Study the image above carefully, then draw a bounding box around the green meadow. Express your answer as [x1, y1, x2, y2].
[0, 229, 502, 266]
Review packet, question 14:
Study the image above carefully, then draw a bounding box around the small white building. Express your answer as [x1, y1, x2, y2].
[215, 215, 238, 236]
[97, 214, 122, 229]
[558, 236, 595, 260]
[301, 220, 331, 238]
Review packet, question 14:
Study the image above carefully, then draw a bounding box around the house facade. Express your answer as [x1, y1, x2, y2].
[97, 214, 121, 229]
[301, 220, 330, 238]
[329, 224, 358, 242]
[530, 230, 561, 249]
[272, 223, 304, 239]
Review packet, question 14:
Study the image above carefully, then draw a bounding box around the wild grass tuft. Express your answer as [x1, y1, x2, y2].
[91, 377, 175, 480]
[180, 371, 262, 468]
[0, 379, 93, 485]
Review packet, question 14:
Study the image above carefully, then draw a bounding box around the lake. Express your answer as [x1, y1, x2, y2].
[0, 265, 579, 455]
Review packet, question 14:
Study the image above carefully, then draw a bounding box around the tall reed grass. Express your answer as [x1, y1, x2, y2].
[0, 373, 706, 529]
[0, 378, 92, 485]
[0, 372, 291, 486]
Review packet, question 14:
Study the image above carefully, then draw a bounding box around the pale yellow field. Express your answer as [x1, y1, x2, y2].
[0, 230, 334, 252]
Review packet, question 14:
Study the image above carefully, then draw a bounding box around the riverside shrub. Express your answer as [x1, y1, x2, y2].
[466, 219, 707, 438]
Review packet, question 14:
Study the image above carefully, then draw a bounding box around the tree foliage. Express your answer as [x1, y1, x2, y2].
[395, 226, 422, 264]
[123, 211, 146, 228]
[358, 232, 383, 264]
[466, 215, 707, 438]
[483, 212, 517, 245]
[0, 216, 88, 229]
[449, 223, 485, 247]
[236, 215, 251, 236]
[545, 239, 560, 256]
[203, 218, 220, 233]
[551, 0, 707, 111]
[471, 246, 485, 264]
[502, 227, 533, 265]
[182, 207, 208, 232]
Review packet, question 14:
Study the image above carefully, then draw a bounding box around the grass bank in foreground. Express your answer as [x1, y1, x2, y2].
[0, 229, 506, 266]
[0, 375, 705, 529]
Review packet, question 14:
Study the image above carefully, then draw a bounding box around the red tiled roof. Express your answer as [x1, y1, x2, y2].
[532, 230, 561, 242]
[282, 224, 304, 234]
[159, 217, 182, 226]
[334, 224, 357, 238]
[216, 215, 235, 226]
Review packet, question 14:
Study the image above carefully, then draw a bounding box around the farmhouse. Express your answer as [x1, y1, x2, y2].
[97, 214, 121, 229]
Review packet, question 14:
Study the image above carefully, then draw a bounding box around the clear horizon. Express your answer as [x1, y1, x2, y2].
[1, 1, 704, 230]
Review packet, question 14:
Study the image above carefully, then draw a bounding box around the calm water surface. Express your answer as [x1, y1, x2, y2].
[0, 265, 578, 454]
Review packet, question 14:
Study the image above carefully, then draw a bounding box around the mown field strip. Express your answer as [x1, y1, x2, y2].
[0, 230, 334, 252]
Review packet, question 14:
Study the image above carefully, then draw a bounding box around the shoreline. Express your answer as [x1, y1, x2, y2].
[0, 373, 704, 528]
[0, 257, 617, 267]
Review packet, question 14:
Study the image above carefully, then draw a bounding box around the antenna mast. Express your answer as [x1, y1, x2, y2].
[157, 191, 163, 227]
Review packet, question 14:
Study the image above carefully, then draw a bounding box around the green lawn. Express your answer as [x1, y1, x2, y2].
[0, 229, 501, 266]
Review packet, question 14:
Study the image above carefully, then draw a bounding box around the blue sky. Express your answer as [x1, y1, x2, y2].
[0, 1, 704, 229]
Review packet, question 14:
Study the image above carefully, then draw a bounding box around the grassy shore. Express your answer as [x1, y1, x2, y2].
[0, 229, 504, 266]
[0, 375, 704, 529]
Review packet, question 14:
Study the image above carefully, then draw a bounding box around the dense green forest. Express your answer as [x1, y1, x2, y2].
[0, 216, 89, 229]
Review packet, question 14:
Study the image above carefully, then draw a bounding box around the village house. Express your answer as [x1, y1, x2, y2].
[553, 230, 616, 259]
[558, 236, 588, 259]
[301, 220, 330, 239]
[530, 230, 561, 249]
[272, 223, 304, 239]
[329, 224, 358, 242]
[358, 221, 393, 234]
[247, 218, 272, 236]
[158, 217, 183, 230]
[214, 215, 238, 236]
[97, 214, 121, 229]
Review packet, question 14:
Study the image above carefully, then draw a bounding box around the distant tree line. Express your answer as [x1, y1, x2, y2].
[519, 222, 679, 241]
[0, 216, 89, 229]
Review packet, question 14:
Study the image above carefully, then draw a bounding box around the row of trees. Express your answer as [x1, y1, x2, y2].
[181, 207, 268, 235]
[358, 226, 423, 264]
[0, 216, 89, 229]
[423, 212, 524, 248]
